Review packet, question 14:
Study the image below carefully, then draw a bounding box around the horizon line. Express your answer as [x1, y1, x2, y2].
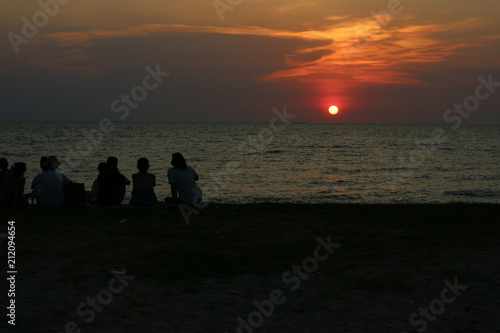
[1, 120, 500, 126]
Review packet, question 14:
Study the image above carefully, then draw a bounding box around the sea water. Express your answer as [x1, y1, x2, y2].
[0, 122, 498, 204]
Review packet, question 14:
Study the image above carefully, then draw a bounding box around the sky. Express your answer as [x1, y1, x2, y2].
[1, 0, 500, 123]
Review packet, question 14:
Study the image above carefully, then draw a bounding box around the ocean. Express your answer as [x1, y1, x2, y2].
[0, 122, 499, 204]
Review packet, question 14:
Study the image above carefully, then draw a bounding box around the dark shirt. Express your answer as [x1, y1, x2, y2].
[0, 169, 11, 193]
[0, 173, 25, 207]
[95, 170, 128, 206]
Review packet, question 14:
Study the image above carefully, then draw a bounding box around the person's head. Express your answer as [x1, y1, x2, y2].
[47, 156, 61, 171]
[0, 158, 8, 170]
[171, 153, 187, 170]
[39, 156, 49, 172]
[106, 156, 118, 170]
[137, 158, 150, 173]
[97, 162, 107, 173]
[12, 162, 26, 177]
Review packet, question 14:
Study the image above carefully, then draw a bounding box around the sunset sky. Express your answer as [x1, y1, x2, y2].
[1, 0, 499, 123]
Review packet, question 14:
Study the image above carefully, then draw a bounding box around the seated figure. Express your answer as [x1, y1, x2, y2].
[0, 157, 11, 194]
[0, 162, 27, 207]
[96, 156, 130, 206]
[130, 157, 158, 207]
[35, 156, 70, 206]
[167, 153, 202, 206]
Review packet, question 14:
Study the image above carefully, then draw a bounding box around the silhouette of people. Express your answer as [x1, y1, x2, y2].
[167, 153, 202, 205]
[0, 157, 11, 194]
[35, 156, 71, 206]
[30, 156, 49, 205]
[95, 156, 130, 206]
[0, 162, 27, 207]
[91, 162, 107, 203]
[130, 157, 158, 207]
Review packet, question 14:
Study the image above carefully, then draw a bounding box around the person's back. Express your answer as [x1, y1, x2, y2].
[91, 162, 107, 202]
[96, 157, 129, 206]
[131, 158, 157, 207]
[30, 156, 49, 205]
[0, 162, 26, 207]
[38, 170, 69, 206]
[0, 158, 11, 193]
[167, 153, 202, 205]
[37, 156, 70, 206]
[0, 169, 10, 192]
[96, 171, 128, 206]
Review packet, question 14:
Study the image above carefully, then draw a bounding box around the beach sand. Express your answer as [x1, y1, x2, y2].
[0, 203, 499, 333]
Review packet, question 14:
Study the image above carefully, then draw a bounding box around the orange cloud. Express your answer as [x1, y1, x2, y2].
[35, 15, 496, 86]
[260, 18, 494, 86]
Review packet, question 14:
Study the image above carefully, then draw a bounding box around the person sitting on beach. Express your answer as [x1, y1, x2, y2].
[0, 162, 27, 207]
[91, 162, 107, 203]
[0, 157, 11, 194]
[35, 156, 71, 206]
[167, 153, 202, 205]
[130, 157, 158, 207]
[30, 156, 49, 205]
[96, 156, 130, 206]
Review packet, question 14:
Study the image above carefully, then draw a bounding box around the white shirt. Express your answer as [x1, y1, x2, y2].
[167, 166, 202, 205]
[36, 171, 70, 206]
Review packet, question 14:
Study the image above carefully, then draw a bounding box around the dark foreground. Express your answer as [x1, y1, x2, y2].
[0, 203, 499, 333]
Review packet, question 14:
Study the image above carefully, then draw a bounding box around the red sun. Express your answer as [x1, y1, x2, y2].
[329, 105, 339, 115]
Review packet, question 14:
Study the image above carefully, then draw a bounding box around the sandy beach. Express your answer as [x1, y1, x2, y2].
[0, 203, 499, 333]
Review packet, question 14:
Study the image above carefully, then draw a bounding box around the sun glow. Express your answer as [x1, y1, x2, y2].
[329, 105, 339, 115]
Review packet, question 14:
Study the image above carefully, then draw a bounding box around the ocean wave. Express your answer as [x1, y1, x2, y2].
[443, 190, 500, 198]
[431, 167, 449, 172]
[416, 173, 432, 179]
[482, 176, 499, 180]
[324, 194, 363, 200]
[0, 151, 15, 156]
